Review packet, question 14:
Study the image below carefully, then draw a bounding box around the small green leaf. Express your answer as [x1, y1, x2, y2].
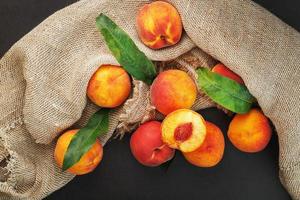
[62, 109, 109, 171]
[96, 13, 157, 85]
[197, 68, 255, 114]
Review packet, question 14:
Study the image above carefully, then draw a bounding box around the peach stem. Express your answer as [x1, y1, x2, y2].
[150, 144, 167, 160]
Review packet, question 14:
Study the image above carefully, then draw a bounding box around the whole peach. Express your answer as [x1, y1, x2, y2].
[212, 63, 244, 84]
[136, 1, 182, 49]
[183, 121, 225, 167]
[150, 70, 197, 115]
[87, 65, 131, 108]
[228, 108, 272, 153]
[54, 129, 103, 175]
[130, 121, 175, 167]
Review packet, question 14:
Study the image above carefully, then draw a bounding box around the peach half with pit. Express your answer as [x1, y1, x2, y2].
[161, 109, 207, 153]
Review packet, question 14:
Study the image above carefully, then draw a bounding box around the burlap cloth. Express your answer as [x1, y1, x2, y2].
[0, 0, 299, 199]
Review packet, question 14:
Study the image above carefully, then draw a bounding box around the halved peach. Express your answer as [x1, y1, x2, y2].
[161, 109, 206, 153]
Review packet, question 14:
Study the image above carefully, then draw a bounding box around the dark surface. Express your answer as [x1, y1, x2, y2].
[0, 0, 299, 200]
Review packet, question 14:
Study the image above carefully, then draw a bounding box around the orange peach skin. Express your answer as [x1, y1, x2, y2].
[228, 108, 272, 153]
[136, 1, 183, 49]
[151, 70, 197, 115]
[130, 121, 175, 167]
[212, 63, 244, 84]
[54, 129, 103, 175]
[183, 121, 225, 167]
[87, 65, 131, 108]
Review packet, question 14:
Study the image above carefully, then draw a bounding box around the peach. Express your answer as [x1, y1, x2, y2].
[162, 109, 206, 153]
[150, 70, 197, 115]
[183, 121, 225, 167]
[136, 1, 182, 49]
[54, 129, 103, 175]
[130, 121, 175, 167]
[87, 65, 131, 108]
[228, 108, 272, 153]
[212, 63, 244, 84]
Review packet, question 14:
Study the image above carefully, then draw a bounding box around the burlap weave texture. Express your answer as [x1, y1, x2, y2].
[0, 0, 299, 199]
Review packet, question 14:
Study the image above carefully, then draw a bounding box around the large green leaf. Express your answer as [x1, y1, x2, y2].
[62, 109, 109, 171]
[96, 13, 157, 85]
[197, 68, 255, 114]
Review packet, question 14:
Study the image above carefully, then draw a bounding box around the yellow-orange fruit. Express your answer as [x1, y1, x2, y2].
[150, 70, 197, 115]
[54, 129, 103, 175]
[162, 109, 206, 153]
[136, 1, 182, 49]
[183, 121, 225, 167]
[87, 65, 131, 108]
[228, 108, 272, 153]
[212, 63, 244, 84]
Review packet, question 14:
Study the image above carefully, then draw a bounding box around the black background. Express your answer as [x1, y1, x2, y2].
[0, 1, 299, 200]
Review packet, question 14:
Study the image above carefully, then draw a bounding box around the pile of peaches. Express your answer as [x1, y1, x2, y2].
[130, 66, 271, 167]
[54, 1, 271, 175]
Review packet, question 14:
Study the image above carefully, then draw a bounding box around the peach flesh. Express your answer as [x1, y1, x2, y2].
[161, 109, 206, 153]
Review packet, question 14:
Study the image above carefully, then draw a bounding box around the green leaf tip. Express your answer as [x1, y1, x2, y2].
[62, 109, 110, 171]
[196, 67, 255, 114]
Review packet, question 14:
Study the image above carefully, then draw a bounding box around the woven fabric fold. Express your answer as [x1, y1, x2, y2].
[0, 0, 299, 199]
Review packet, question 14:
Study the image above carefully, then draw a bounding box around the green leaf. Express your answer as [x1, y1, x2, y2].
[62, 109, 109, 171]
[96, 13, 157, 85]
[197, 68, 255, 114]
